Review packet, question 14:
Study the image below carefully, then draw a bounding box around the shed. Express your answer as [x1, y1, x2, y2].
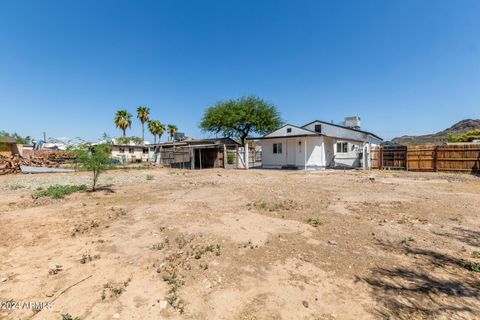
[153, 138, 240, 169]
[0, 136, 22, 157]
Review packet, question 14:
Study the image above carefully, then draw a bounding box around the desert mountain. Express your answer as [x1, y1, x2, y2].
[391, 119, 480, 145]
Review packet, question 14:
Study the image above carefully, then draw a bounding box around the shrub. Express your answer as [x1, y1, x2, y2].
[68, 143, 115, 191]
[307, 217, 323, 227]
[36, 185, 87, 199]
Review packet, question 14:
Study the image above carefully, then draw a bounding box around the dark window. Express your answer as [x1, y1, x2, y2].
[273, 143, 283, 154]
[119, 147, 125, 154]
[314, 124, 322, 133]
[143, 148, 149, 154]
[128, 147, 134, 154]
[336, 142, 348, 153]
[287, 128, 292, 133]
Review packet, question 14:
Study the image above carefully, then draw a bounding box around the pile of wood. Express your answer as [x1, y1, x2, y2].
[34, 151, 76, 161]
[0, 154, 60, 175]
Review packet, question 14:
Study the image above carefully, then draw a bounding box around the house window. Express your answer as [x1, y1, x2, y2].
[119, 147, 125, 154]
[273, 143, 283, 154]
[143, 148, 149, 154]
[128, 147, 134, 154]
[314, 124, 322, 133]
[336, 142, 348, 153]
[287, 128, 292, 133]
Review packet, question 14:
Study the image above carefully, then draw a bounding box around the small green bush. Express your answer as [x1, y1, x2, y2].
[36, 184, 87, 199]
[146, 174, 154, 181]
[464, 261, 480, 272]
[307, 217, 323, 227]
[227, 152, 235, 165]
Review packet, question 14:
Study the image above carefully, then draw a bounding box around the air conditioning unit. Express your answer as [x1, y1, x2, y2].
[174, 132, 185, 141]
[344, 116, 361, 129]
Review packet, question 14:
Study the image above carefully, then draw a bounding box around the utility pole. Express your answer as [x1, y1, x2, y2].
[43, 132, 46, 142]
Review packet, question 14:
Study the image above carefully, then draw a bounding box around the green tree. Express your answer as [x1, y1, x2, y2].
[114, 110, 132, 137]
[167, 124, 178, 141]
[0, 130, 31, 144]
[157, 122, 166, 143]
[116, 136, 143, 145]
[200, 96, 282, 146]
[148, 120, 165, 144]
[136, 106, 150, 144]
[447, 129, 480, 143]
[69, 143, 114, 191]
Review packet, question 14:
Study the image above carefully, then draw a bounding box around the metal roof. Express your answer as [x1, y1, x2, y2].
[302, 120, 383, 141]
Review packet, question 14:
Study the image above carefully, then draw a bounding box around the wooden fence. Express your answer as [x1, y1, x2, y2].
[371, 144, 480, 173]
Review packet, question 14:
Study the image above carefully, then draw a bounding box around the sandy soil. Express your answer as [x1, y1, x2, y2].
[0, 168, 479, 320]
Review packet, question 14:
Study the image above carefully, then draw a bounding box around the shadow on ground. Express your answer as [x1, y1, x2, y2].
[433, 227, 480, 248]
[358, 240, 480, 319]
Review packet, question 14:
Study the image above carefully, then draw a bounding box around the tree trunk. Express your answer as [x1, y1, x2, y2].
[92, 169, 98, 191]
[141, 122, 145, 144]
[122, 129, 126, 137]
[154, 135, 157, 144]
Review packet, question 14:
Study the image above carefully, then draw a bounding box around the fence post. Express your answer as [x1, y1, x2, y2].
[433, 146, 438, 172]
[223, 144, 227, 168]
[380, 146, 383, 170]
[406, 146, 409, 171]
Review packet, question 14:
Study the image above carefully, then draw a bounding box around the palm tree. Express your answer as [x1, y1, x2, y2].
[167, 124, 178, 141]
[114, 110, 132, 137]
[148, 120, 158, 144]
[136, 106, 150, 144]
[157, 122, 166, 143]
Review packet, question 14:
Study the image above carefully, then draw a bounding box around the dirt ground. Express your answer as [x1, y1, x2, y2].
[0, 168, 479, 320]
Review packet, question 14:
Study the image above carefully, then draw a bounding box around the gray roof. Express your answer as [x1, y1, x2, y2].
[302, 120, 383, 141]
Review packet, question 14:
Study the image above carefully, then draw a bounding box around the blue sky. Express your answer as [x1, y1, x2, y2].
[1, 0, 479, 142]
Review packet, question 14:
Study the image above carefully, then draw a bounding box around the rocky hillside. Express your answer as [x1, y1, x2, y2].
[392, 119, 480, 145]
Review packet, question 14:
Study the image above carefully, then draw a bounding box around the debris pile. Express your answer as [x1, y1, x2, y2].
[0, 155, 60, 175]
[35, 151, 76, 161]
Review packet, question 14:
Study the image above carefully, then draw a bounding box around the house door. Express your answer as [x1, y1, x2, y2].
[324, 138, 334, 167]
[286, 139, 296, 166]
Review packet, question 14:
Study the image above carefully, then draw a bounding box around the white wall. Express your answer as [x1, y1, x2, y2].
[111, 145, 149, 163]
[333, 140, 364, 168]
[261, 136, 325, 169]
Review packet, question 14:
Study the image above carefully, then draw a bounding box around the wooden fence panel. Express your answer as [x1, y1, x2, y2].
[436, 144, 480, 172]
[381, 146, 407, 170]
[371, 143, 480, 173]
[407, 146, 435, 171]
[370, 146, 382, 169]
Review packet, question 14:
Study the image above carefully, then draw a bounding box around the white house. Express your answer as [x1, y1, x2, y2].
[256, 118, 382, 170]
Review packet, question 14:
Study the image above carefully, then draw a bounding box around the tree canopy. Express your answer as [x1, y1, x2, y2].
[0, 130, 31, 144]
[148, 120, 165, 144]
[68, 143, 114, 191]
[114, 110, 133, 137]
[447, 129, 480, 143]
[167, 124, 178, 141]
[136, 106, 151, 143]
[200, 96, 282, 145]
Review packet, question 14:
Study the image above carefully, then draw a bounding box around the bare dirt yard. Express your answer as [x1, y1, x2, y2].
[0, 168, 479, 320]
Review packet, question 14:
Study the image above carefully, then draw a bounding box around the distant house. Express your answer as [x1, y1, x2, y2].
[255, 117, 382, 170]
[0, 136, 22, 157]
[111, 144, 150, 163]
